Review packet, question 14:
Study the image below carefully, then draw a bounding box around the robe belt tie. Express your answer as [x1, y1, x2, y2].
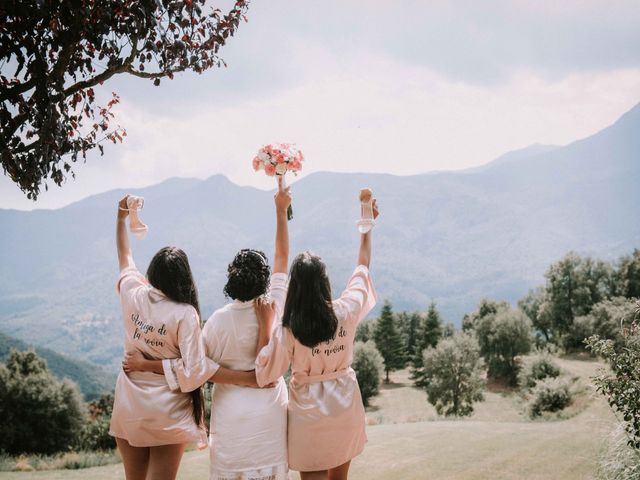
[292, 367, 352, 386]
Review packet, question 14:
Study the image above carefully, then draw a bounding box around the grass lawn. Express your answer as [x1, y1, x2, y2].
[0, 357, 617, 480]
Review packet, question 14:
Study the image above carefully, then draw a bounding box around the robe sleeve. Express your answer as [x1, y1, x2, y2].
[268, 272, 288, 319]
[163, 307, 220, 392]
[116, 266, 147, 303]
[332, 265, 378, 326]
[255, 323, 293, 387]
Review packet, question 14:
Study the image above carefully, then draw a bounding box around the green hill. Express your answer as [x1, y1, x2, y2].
[0, 332, 115, 400]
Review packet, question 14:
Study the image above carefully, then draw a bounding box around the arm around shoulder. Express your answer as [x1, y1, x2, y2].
[255, 323, 292, 387]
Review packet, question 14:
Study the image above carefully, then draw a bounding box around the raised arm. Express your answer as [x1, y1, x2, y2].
[273, 176, 291, 274]
[116, 195, 135, 271]
[357, 198, 379, 268]
[255, 297, 276, 356]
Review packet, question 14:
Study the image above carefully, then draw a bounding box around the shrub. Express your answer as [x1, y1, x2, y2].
[418, 332, 485, 417]
[586, 307, 640, 448]
[355, 320, 376, 343]
[473, 306, 533, 384]
[615, 249, 640, 299]
[519, 287, 554, 345]
[566, 297, 638, 352]
[353, 341, 384, 406]
[76, 394, 115, 451]
[596, 425, 640, 480]
[527, 378, 573, 417]
[517, 353, 561, 390]
[0, 451, 120, 472]
[542, 254, 614, 338]
[60, 451, 118, 470]
[76, 417, 114, 452]
[0, 350, 86, 454]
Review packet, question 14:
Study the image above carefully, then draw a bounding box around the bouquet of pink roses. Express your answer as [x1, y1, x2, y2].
[253, 143, 304, 220]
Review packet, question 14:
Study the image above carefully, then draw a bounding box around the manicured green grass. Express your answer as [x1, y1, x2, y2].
[0, 357, 617, 480]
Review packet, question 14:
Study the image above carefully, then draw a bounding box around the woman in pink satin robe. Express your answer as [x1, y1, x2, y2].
[112, 195, 260, 480]
[255, 194, 380, 480]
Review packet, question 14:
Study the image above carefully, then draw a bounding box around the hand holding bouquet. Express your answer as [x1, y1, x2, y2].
[252, 143, 304, 220]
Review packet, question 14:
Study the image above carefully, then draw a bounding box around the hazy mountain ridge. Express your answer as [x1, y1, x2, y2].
[463, 143, 560, 173]
[0, 103, 638, 372]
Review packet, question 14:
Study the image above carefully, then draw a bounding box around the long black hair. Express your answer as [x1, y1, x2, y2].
[146, 246, 205, 428]
[282, 251, 339, 348]
[223, 249, 271, 301]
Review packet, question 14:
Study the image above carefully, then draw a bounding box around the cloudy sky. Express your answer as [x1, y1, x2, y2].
[2, 0, 640, 210]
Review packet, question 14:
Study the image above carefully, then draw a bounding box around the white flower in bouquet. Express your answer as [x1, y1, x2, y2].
[252, 143, 304, 220]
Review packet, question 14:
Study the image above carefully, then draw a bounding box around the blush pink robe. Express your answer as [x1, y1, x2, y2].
[109, 266, 219, 448]
[255, 265, 377, 472]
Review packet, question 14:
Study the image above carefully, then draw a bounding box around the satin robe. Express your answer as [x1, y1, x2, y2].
[202, 274, 289, 479]
[256, 265, 377, 471]
[109, 266, 219, 448]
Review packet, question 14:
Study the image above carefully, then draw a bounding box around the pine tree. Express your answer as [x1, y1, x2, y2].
[373, 301, 405, 382]
[412, 302, 444, 373]
[398, 311, 422, 362]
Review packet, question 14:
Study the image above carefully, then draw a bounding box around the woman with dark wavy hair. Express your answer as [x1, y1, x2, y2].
[112, 195, 262, 480]
[254, 189, 379, 480]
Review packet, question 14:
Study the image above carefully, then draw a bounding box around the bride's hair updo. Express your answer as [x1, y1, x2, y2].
[223, 249, 271, 301]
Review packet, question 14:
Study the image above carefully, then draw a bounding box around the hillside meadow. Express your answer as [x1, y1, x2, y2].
[0, 357, 617, 480]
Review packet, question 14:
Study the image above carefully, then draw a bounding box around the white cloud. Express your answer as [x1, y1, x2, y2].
[108, 49, 640, 183]
[2, 44, 640, 210]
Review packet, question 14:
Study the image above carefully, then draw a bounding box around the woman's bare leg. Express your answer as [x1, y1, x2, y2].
[300, 471, 328, 480]
[116, 437, 150, 480]
[146, 443, 187, 480]
[328, 460, 351, 480]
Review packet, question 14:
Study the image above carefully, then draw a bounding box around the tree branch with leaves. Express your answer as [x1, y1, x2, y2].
[0, 0, 249, 199]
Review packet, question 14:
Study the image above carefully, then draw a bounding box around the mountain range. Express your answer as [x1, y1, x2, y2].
[1, 103, 639, 372]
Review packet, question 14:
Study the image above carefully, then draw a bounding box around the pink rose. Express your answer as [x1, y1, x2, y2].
[265, 163, 276, 176]
[290, 159, 302, 171]
[252, 158, 262, 171]
[275, 153, 286, 164]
